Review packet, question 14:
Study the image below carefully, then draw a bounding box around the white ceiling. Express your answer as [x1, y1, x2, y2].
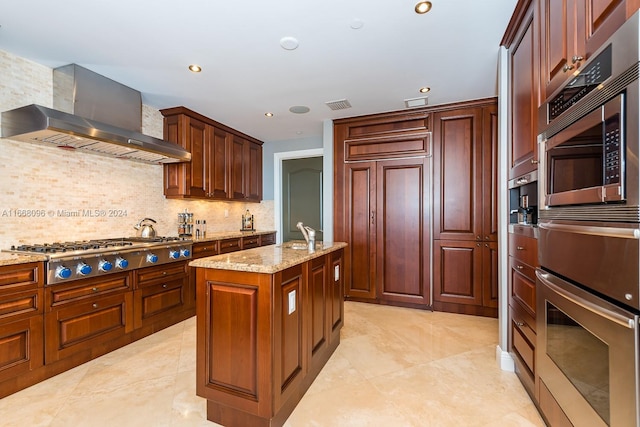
[0, 0, 518, 143]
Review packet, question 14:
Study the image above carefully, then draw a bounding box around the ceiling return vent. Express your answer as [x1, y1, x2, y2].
[404, 96, 429, 108]
[325, 99, 352, 111]
[1, 64, 191, 164]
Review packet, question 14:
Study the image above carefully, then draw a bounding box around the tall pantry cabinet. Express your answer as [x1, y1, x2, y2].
[334, 98, 498, 313]
[432, 102, 499, 317]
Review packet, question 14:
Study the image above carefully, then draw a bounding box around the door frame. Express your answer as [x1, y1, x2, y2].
[274, 148, 324, 244]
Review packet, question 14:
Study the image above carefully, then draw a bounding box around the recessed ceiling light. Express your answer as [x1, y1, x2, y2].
[289, 105, 310, 114]
[350, 18, 364, 30]
[419, 87, 431, 93]
[414, 1, 432, 14]
[188, 64, 202, 73]
[280, 36, 299, 50]
[265, 112, 274, 117]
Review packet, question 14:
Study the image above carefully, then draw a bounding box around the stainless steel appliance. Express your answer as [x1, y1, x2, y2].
[538, 11, 640, 221]
[6, 236, 192, 285]
[536, 12, 640, 427]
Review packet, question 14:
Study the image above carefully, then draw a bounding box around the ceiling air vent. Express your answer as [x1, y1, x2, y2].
[404, 96, 429, 108]
[325, 99, 352, 110]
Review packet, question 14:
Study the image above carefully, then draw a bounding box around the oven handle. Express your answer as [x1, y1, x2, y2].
[536, 269, 636, 329]
[538, 221, 640, 239]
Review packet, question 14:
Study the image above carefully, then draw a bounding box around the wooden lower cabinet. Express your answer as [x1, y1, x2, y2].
[432, 240, 498, 317]
[0, 262, 44, 394]
[195, 249, 344, 427]
[44, 272, 134, 363]
[133, 261, 191, 330]
[508, 231, 538, 400]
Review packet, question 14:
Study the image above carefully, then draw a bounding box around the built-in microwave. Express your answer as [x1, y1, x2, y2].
[538, 12, 640, 223]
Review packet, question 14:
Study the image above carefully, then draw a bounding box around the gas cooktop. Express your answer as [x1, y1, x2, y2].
[5, 236, 193, 284]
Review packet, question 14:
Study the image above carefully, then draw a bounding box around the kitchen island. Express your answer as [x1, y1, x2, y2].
[190, 241, 347, 427]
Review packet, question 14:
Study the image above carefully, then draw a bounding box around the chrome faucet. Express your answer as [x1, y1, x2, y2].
[296, 222, 316, 252]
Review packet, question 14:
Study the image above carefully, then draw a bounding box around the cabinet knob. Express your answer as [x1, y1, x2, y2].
[476, 235, 481, 240]
[162, 284, 168, 288]
[162, 271, 167, 275]
[515, 321, 525, 327]
[484, 236, 490, 240]
[531, 159, 539, 165]
[516, 246, 525, 250]
[92, 287, 98, 292]
[484, 243, 489, 248]
[572, 55, 584, 64]
[516, 265, 524, 270]
[562, 63, 575, 72]
[92, 303, 98, 309]
[476, 243, 481, 247]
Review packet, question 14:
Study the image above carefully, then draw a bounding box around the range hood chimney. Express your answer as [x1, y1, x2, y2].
[1, 64, 191, 164]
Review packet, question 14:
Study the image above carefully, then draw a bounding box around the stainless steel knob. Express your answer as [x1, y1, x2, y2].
[572, 55, 584, 63]
[563, 63, 575, 72]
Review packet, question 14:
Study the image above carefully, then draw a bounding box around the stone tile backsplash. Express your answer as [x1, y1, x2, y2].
[0, 50, 274, 249]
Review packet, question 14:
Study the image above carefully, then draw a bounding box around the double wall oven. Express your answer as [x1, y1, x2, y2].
[536, 12, 640, 427]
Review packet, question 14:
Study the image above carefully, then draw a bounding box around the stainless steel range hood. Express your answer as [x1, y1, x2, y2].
[1, 64, 191, 164]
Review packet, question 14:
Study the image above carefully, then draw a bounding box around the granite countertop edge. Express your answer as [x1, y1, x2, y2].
[191, 230, 276, 243]
[0, 253, 48, 267]
[189, 242, 348, 274]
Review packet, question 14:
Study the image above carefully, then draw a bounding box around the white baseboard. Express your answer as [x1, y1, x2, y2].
[496, 345, 515, 372]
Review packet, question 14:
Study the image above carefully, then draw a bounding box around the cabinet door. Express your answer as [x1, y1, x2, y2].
[246, 141, 262, 202]
[186, 117, 209, 198]
[230, 135, 247, 200]
[540, 0, 581, 98]
[0, 315, 43, 383]
[376, 158, 431, 306]
[209, 126, 230, 199]
[579, 0, 627, 58]
[482, 241, 499, 308]
[343, 162, 377, 300]
[433, 107, 483, 241]
[307, 256, 329, 367]
[509, 1, 539, 179]
[433, 240, 483, 306]
[483, 105, 499, 242]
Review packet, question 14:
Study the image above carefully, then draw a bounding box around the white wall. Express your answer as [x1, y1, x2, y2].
[0, 50, 274, 249]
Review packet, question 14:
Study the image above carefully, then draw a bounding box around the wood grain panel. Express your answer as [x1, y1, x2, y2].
[345, 134, 430, 161]
[308, 257, 327, 357]
[279, 274, 302, 391]
[210, 126, 230, 199]
[510, 257, 536, 317]
[0, 262, 41, 292]
[377, 159, 429, 304]
[345, 163, 376, 299]
[208, 283, 258, 397]
[0, 316, 43, 383]
[0, 289, 41, 319]
[433, 240, 482, 305]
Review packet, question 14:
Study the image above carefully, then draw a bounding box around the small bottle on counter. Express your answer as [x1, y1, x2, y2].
[202, 220, 207, 237]
[195, 220, 201, 239]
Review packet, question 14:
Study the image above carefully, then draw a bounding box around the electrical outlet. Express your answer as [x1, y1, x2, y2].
[288, 290, 296, 314]
[334, 265, 340, 281]
[224, 209, 229, 218]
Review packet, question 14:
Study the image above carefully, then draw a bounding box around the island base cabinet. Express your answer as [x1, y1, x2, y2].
[195, 249, 344, 427]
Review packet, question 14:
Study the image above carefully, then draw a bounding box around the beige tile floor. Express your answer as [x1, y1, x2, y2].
[0, 302, 545, 427]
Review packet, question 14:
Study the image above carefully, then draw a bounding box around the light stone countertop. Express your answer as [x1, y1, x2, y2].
[191, 230, 276, 243]
[189, 241, 347, 274]
[0, 252, 48, 267]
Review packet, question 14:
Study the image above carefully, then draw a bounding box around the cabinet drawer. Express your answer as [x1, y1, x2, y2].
[0, 288, 43, 321]
[508, 233, 538, 266]
[511, 315, 535, 375]
[0, 262, 43, 296]
[45, 291, 134, 363]
[260, 233, 276, 246]
[193, 241, 219, 258]
[134, 278, 186, 329]
[47, 273, 131, 307]
[242, 236, 260, 249]
[509, 256, 536, 318]
[134, 262, 187, 287]
[219, 238, 241, 254]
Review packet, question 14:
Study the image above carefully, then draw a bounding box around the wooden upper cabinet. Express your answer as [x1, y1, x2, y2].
[503, 0, 540, 179]
[433, 106, 485, 241]
[579, 0, 637, 59]
[229, 135, 262, 202]
[161, 106, 263, 202]
[540, 0, 582, 98]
